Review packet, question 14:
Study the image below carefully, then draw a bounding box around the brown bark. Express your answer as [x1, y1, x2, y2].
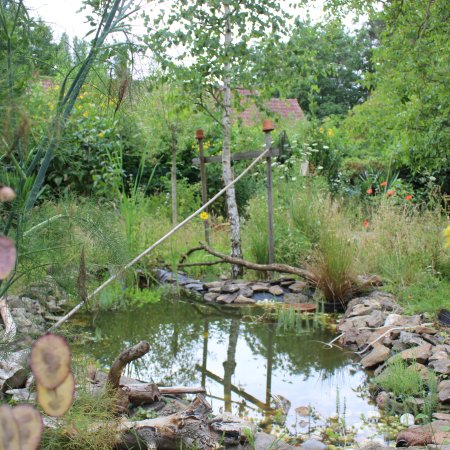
[107, 341, 150, 390]
[200, 244, 316, 281]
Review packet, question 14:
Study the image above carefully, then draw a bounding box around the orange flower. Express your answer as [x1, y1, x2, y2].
[367, 188, 373, 195]
[363, 219, 369, 228]
[387, 190, 395, 197]
[380, 181, 388, 187]
[405, 195, 413, 201]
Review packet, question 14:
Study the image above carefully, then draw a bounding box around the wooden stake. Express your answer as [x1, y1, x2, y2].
[264, 123, 275, 265]
[197, 131, 210, 245]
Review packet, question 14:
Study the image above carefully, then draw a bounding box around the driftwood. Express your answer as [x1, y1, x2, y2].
[108, 341, 150, 390]
[0, 297, 17, 340]
[189, 244, 316, 281]
[125, 384, 206, 396]
[119, 394, 216, 450]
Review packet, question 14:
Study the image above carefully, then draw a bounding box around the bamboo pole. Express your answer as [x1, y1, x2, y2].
[49, 147, 271, 331]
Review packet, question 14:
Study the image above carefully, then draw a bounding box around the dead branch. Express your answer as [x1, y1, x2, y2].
[108, 341, 150, 390]
[199, 244, 316, 281]
[178, 245, 205, 264]
[0, 297, 17, 340]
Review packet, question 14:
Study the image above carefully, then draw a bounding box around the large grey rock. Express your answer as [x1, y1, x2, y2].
[283, 293, 309, 304]
[359, 442, 390, 450]
[400, 343, 432, 364]
[339, 315, 370, 332]
[429, 359, 450, 375]
[216, 292, 239, 304]
[361, 344, 391, 369]
[238, 287, 254, 298]
[366, 309, 387, 327]
[269, 285, 284, 296]
[221, 284, 240, 294]
[203, 281, 224, 289]
[254, 432, 297, 450]
[289, 281, 308, 293]
[349, 303, 376, 317]
[384, 313, 404, 326]
[204, 293, 219, 302]
[438, 380, 450, 403]
[234, 295, 256, 305]
[301, 439, 327, 450]
[252, 284, 269, 292]
[346, 291, 402, 314]
[399, 331, 427, 347]
[430, 350, 449, 361]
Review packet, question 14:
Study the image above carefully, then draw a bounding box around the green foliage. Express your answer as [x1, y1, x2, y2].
[255, 19, 373, 118]
[374, 358, 424, 398]
[342, 0, 450, 188]
[373, 357, 439, 419]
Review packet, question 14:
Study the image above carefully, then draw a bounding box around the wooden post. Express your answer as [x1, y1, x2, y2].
[196, 129, 210, 245]
[263, 120, 275, 265]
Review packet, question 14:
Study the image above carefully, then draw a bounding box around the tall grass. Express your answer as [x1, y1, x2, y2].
[41, 364, 120, 450]
[243, 176, 448, 309]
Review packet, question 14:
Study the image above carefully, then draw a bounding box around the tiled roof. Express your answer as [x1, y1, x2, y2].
[232, 90, 304, 126]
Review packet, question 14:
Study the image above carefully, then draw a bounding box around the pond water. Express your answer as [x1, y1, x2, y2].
[76, 297, 388, 443]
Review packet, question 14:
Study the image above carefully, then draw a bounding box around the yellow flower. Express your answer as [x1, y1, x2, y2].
[199, 212, 209, 221]
[319, 127, 324, 133]
[78, 94, 85, 100]
[82, 111, 89, 118]
[444, 225, 450, 248]
[98, 132, 105, 138]
[327, 128, 334, 138]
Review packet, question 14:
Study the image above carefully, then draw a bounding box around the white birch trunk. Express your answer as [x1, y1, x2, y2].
[222, 2, 243, 278]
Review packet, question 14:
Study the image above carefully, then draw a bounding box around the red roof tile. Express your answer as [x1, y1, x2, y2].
[232, 90, 304, 126]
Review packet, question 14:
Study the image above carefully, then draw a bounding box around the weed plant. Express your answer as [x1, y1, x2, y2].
[373, 357, 439, 419]
[40, 369, 120, 450]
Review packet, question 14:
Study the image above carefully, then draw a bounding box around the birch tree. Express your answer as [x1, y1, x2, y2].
[146, 1, 286, 278]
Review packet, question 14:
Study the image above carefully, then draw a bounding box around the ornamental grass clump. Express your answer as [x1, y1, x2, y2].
[309, 227, 357, 307]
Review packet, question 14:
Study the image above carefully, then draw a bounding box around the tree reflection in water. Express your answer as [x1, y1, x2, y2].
[78, 298, 372, 430]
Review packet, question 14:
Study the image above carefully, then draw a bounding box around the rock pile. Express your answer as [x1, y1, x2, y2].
[338, 291, 450, 408]
[155, 269, 315, 308]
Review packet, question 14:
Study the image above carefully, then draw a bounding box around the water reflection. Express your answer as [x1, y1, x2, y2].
[81, 299, 376, 436]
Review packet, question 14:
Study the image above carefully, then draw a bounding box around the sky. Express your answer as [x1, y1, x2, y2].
[25, 0, 335, 41]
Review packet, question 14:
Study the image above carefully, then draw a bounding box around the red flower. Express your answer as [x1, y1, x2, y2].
[387, 190, 395, 197]
[363, 219, 369, 228]
[405, 195, 413, 201]
[366, 188, 373, 195]
[380, 181, 388, 187]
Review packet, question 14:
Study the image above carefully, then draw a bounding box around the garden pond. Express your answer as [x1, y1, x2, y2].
[73, 296, 395, 445]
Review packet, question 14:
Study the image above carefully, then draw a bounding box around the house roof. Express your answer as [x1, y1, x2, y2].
[232, 89, 304, 126]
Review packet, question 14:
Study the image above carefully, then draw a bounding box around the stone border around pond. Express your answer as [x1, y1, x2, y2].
[155, 268, 317, 309]
[337, 290, 450, 446]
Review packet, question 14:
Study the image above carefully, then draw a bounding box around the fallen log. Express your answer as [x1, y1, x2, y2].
[119, 394, 216, 450]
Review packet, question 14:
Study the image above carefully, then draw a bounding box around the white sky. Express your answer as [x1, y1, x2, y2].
[25, 0, 334, 41]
